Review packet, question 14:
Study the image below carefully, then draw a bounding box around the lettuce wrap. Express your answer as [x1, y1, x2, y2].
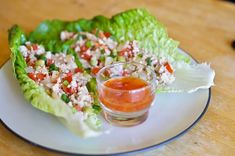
[8, 8, 214, 138]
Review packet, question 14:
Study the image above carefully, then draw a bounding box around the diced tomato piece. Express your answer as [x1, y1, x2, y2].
[28, 61, 36, 67]
[64, 71, 73, 82]
[62, 85, 74, 94]
[80, 52, 92, 61]
[80, 45, 89, 52]
[67, 71, 73, 77]
[46, 59, 53, 66]
[74, 105, 82, 112]
[28, 72, 45, 81]
[91, 67, 101, 75]
[74, 68, 83, 73]
[164, 62, 173, 74]
[28, 73, 37, 81]
[104, 32, 111, 38]
[32, 44, 38, 51]
[36, 73, 46, 81]
[64, 72, 73, 83]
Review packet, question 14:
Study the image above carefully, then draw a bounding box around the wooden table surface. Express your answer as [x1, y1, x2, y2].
[0, 0, 235, 155]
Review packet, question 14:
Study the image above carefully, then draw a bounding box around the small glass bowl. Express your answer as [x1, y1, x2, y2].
[96, 62, 156, 127]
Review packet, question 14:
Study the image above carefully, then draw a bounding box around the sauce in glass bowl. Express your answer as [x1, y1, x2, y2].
[96, 62, 156, 126]
[99, 77, 154, 112]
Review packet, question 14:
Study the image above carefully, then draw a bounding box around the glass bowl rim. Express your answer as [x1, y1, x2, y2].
[96, 61, 156, 93]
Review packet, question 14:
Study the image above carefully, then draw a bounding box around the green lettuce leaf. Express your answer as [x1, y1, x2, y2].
[9, 25, 101, 138]
[28, 9, 189, 63]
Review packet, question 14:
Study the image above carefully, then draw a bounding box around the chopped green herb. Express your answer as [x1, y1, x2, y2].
[137, 53, 143, 58]
[85, 40, 93, 48]
[63, 80, 69, 86]
[72, 107, 77, 113]
[99, 55, 105, 62]
[85, 68, 91, 74]
[146, 57, 152, 66]
[92, 104, 102, 114]
[86, 78, 97, 93]
[35, 60, 45, 67]
[61, 94, 70, 103]
[117, 56, 125, 62]
[49, 64, 59, 72]
[36, 54, 46, 61]
[101, 49, 105, 54]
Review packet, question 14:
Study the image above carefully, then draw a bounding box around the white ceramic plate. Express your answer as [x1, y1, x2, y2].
[0, 49, 211, 155]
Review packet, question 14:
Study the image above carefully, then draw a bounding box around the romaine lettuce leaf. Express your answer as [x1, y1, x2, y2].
[29, 9, 188, 63]
[9, 25, 101, 138]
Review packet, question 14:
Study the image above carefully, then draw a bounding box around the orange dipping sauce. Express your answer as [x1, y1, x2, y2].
[99, 77, 155, 112]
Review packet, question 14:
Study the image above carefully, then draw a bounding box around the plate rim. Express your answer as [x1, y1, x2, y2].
[0, 48, 211, 156]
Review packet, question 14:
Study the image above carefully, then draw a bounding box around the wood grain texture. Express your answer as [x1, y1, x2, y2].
[0, 0, 235, 155]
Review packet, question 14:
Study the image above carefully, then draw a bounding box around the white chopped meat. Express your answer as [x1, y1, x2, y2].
[52, 83, 60, 94]
[61, 31, 76, 41]
[70, 80, 77, 89]
[19, 46, 28, 57]
[106, 38, 117, 49]
[35, 45, 45, 55]
[45, 51, 52, 59]
[19, 29, 176, 114]
[25, 66, 34, 73]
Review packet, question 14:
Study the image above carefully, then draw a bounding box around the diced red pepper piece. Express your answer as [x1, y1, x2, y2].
[36, 73, 46, 81]
[164, 62, 173, 74]
[46, 59, 53, 66]
[28, 73, 37, 81]
[28, 72, 45, 81]
[62, 85, 74, 94]
[80, 52, 92, 61]
[104, 32, 111, 38]
[80, 45, 89, 52]
[64, 71, 73, 83]
[91, 67, 101, 75]
[74, 68, 83, 73]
